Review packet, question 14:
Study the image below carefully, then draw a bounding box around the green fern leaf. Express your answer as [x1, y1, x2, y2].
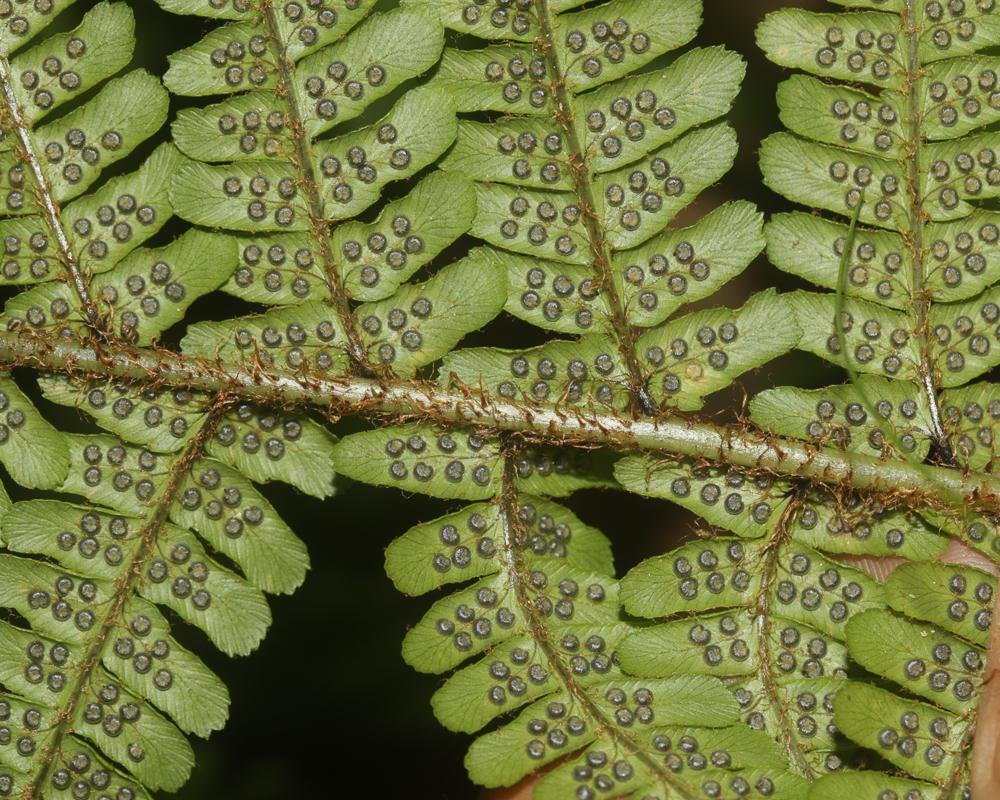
[1, 227, 234, 343]
[614, 201, 765, 328]
[928, 288, 1000, 385]
[635, 289, 800, 411]
[833, 684, 964, 782]
[758, 0, 1000, 470]
[430, 0, 768, 414]
[334, 419, 808, 797]
[937, 382, 1000, 469]
[7, 2, 135, 132]
[441, 335, 632, 411]
[0, 1, 315, 792]
[0, 0, 995, 796]
[176, 3, 379, 93]
[616, 454, 898, 780]
[0, 374, 66, 488]
[750, 376, 934, 461]
[38, 375, 340, 498]
[756, 1, 1000, 789]
[465, 678, 756, 794]
[0, 373, 328, 797]
[184, 252, 505, 378]
[384, 496, 614, 596]
[355, 254, 506, 376]
[333, 423, 616, 501]
[334, 172, 476, 301]
[847, 608, 980, 713]
[59, 433, 309, 593]
[886, 561, 995, 649]
[789, 289, 923, 378]
[815, 562, 996, 793]
[614, 459, 789, 542]
[169, 85, 455, 229]
[0, 550, 197, 790]
[922, 505, 1000, 572]
[0, 399, 274, 796]
[180, 300, 352, 376]
[333, 423, 502, 500]
[495, 247, 613, 334]
[2, 499, 269, 658]
[787, 494, 947, 561]
[764, 212, 910, 310]
[0, 2, 173, 349]
[158, 0, 511, 381]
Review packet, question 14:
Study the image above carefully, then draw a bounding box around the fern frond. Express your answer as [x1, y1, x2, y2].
[752, 0, 999, 793]
[157, 0, 507, 380]
[0, 394, 229, 795]
[40, 375, 338, 499]
[0, 1, 172, 330]
[811, 560, 995, 797]
[0, 1, 994, 795]
[0, 2, 363, 795]
[335, 424, 811, 798]
[0, 363, 345, 797]
[615, 456, 892, 784]
[326, 2, 837, 793]
[428, 0, 776, 415]
[757, 0, 1000, 460]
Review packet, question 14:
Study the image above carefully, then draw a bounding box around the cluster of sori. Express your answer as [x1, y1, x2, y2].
[0, 0, 995, 798]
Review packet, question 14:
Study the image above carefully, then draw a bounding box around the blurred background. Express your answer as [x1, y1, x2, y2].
[5, 0, 843, 797]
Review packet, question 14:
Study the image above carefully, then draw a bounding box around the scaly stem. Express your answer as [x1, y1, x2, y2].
[1, 331, 998, 510]
[902, 0, 948, 451]
[0, 56, 100, 330]
[535, 0, 657, 416]
[752, 498, 815, 781]
[25, 397, 229, 799]
[262, 5, 371, 372]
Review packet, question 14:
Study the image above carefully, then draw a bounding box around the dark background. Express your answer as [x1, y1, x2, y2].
[7, 0, 839, 797]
